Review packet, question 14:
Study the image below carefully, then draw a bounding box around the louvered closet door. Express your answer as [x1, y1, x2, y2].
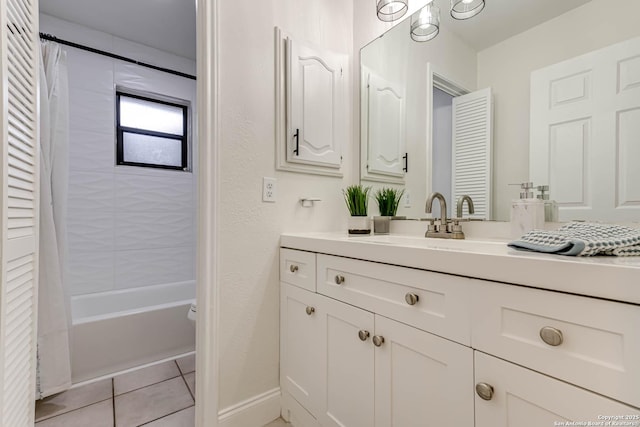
[451, 88, 492, 219]
[0, 0, 40, 425]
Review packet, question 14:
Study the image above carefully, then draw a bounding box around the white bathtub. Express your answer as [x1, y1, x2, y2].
[70, 281, 196, 384]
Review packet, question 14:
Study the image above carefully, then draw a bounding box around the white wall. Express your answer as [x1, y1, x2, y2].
[478, 0, 640, 220]
[217, 0, 354, 410]
[40, 15, 197, 302]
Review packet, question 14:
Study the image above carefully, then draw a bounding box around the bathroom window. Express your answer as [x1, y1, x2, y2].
[116, 90, 190, 171]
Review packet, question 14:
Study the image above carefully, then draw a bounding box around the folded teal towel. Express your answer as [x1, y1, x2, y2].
[508, 222, 640, 257]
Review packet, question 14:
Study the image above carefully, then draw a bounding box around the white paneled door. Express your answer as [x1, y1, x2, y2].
[287, 39, 347, 169]
[1, 0, 40, 424]
[530, 36, 640, 221]
[451, 88, 492, 219]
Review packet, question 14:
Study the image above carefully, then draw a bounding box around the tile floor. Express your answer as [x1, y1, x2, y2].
[35, 354, 196, 427]
[35, 353, 289, 426]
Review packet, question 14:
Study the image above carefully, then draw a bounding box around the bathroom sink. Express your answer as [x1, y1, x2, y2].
[348, 234, 510, 255]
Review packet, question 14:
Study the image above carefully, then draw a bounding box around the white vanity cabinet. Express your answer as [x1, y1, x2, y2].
[280, 244, 640, 427]
[280, 249, 475, 427]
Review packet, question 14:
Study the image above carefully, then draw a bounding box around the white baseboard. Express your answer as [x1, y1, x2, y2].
[218, 387, 281, 427]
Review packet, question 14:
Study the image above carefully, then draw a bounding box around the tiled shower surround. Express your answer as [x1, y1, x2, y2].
[40, 14, 197, 299]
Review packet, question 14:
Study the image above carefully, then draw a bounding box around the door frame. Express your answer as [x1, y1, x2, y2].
[425, 63, 469, 197]
[195, 0, 220, 425]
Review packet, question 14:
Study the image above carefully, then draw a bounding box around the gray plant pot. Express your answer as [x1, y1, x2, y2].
[373, 216, 406, 234]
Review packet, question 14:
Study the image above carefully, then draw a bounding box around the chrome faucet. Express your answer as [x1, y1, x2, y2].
[424, 192, 450, 238]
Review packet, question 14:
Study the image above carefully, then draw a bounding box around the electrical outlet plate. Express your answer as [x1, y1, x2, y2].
[263, 177, 276, 202]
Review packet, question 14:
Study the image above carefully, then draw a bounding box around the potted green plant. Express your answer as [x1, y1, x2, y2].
[343, 184, 372, 234]
[373, 187, 405, 234]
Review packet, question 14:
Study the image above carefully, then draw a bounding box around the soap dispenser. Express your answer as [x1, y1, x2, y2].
[536, 185, 559, 223]
[510, 182, 545, 238]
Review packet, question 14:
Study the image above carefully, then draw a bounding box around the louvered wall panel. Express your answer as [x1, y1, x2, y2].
[451, 88, 492, 219]
[1, 0, 39, 424]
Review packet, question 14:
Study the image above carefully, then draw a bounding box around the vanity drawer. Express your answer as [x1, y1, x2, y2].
[316, 254, 472, 345]
[472, 281, 640, 408]
[280, 248, 316, 291]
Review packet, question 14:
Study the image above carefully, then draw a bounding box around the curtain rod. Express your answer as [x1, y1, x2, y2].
[39, 32, 196, 81]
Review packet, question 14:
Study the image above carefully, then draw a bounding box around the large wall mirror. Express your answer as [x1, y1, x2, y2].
[359, 0, 640, 222]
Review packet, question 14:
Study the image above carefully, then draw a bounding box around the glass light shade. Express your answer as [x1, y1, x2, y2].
[410, 5, 440, 42]
[377, 0, 408, 22]
[450, 0, 485, 20]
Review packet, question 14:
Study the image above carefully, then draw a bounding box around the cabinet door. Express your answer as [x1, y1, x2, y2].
[362, 67, 406, 181]
[474, 351, 640, 427]
[318, 295, 375, 427]
[280, 284, 323, 415]
[287, 39, 346, 168]
[374, 316, 474, 427]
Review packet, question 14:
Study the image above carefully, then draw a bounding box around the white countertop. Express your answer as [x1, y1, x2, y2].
[280, 232, 640, 305]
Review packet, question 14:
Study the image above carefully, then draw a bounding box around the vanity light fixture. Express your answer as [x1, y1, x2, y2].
[450, 0, 485, 20]
[376, 0, 409, 22]
[410, 4, 440, 42]
[409, 0, 485, 42]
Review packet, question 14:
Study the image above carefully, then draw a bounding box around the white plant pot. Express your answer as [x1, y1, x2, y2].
[348, 216, 371, 235]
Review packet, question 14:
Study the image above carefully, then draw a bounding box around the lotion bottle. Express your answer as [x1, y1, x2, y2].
[510, 182, 545, 238]
[536, 185, 559, 223]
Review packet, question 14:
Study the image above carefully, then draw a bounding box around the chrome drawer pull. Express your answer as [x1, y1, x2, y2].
[405, 293, 419, 305]
[372, 335, 385, 347]
[289, 264, 299, 273]
[305, 306, 315, 315]
[335, 275, 345, 285]
[539, 326, 563, 346]
[358, 330, 370, 341]
[475, 383, 494, 401]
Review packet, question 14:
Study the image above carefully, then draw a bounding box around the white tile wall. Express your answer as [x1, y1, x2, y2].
[67, 251, 115, 295]
[115, 212, 194, 251]
[64, 49, 114, 94]
[68, 129, 117, 173]
[114, 62, 197, 103]
[114, 173, 193, 213]
[68, 87, 115, 134]
[41, 14, 197, 298]
[114, 247, 194, 290]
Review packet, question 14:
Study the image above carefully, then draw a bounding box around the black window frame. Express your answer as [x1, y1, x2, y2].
[116, 90, 190, 171]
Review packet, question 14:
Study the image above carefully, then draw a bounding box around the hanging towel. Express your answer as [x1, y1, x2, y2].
[508, 222, 640, 257]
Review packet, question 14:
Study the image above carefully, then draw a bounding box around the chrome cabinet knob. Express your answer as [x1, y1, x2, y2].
[475, 382, 494, 401]
[539, 326, 563, 346]
[305, 306, 315, 315]
[335, 275, 345, 285]
[289, 264, 299, 273]
[372, 335, 385, 347]
[405, 293, 419, 305]
[358, 330, 370, 341]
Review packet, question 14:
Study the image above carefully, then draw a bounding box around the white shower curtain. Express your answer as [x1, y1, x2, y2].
[37, 41, 72, 398]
